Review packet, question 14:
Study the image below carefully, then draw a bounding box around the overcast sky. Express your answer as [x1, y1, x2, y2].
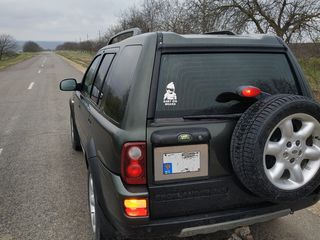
[0, 0, 141, 41]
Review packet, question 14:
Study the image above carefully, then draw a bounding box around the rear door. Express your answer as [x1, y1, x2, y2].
[147, 51, 301, 219]
[74, 55, 102, 146]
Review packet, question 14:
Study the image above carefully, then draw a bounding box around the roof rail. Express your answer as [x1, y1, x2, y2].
[107, 28, 142, 45]
[204, 31, 236, 36]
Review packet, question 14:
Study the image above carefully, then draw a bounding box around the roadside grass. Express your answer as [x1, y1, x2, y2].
[299, 58, 320, 101]
[0, 52, 38, 70]
[56, 51, 94, 68]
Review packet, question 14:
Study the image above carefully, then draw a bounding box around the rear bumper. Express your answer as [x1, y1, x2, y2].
[178, 209, 290, 238]
[99, 194, 318, 239]
[94, 159, 320, 238]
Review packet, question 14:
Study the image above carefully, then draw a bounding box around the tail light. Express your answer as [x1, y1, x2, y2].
[124, 198, 148, 217]
[238, 86, 261, 98]
[121, 142, 146, 185]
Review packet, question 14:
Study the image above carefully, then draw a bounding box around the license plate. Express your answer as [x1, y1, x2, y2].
[163, 151, 200, 175]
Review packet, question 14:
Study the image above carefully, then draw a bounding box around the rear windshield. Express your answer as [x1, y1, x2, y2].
[155, 53, 299, 118]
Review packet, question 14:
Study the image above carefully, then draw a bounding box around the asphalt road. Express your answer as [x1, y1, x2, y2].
[0, 53, 319, 240]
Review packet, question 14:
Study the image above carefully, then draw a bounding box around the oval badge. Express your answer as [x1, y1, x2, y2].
[178, 133, 192, 143]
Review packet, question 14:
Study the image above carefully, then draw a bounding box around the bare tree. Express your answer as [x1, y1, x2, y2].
[214, 0, 320, 42]
[185, 0, 219, 33]
[158, 0, 191, 33]
[0, 34, 17, 60]
[117, 0, 163, 33]
[105, 0, 320, 43]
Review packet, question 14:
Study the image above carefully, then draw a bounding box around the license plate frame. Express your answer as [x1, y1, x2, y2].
[154, 144, 208, 182]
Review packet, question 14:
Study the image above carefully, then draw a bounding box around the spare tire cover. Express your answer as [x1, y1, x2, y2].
[231, 94, 320, 202]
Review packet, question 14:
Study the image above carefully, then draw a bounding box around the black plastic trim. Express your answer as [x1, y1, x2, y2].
[151, 128, 211, 147]
[147, 32, 163, 119]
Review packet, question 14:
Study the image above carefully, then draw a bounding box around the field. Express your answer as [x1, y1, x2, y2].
[56, 50, 94, 68]
[299, 58, 320, 100]
[0, 53, 38, 70]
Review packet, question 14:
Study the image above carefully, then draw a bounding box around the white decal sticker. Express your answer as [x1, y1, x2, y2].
[163, 82, 177, 106]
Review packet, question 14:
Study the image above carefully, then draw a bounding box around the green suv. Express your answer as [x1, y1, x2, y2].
[60, 28, 320, 239]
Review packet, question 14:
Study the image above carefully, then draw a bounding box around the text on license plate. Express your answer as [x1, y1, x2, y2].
[162, 151, 200, 175]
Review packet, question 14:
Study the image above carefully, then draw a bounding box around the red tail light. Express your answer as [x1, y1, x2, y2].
[239, 86, 261, 97]
[121, 142, 146, 185]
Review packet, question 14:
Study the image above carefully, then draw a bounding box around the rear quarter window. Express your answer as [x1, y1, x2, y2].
[101, 45, 142, 124]
[155, 53, 299, 118]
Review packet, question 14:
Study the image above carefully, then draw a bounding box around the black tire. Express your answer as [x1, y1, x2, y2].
[88, 169, 122, 240]
[231, 94, 320, 202]
[70, 114, 81, 151]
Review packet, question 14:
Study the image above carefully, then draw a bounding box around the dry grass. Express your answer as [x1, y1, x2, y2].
[0, 52, 38, 70]
[299, 58, 320, 101]
[56, 51, 94, 68]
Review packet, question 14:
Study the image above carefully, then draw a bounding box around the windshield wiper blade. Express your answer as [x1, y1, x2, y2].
[183, 113, 242, 120]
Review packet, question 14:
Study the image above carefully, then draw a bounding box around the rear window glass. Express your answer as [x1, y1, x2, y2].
[155, 53, 299, 118]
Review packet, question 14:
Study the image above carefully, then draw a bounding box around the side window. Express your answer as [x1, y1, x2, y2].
[91, 54, 115, 103]
[82, 55, 102, 95]
[101, 45, 142, 124]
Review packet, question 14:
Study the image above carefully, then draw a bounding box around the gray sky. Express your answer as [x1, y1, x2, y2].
[0, 0, 141, 41]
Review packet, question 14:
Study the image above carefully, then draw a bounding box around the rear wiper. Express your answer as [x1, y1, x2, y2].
[183, 113, 242, 120]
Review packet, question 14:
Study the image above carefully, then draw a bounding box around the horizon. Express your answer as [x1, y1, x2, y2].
[0, 0, 141, 42]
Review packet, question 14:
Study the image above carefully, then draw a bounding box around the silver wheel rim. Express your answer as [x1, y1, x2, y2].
[88, 173, 96, 234]
[263, 113, 320, 190]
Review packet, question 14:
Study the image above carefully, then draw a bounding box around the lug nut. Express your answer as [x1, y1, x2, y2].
[286, 142, 292, 148]
[290, 158, 295, 163]
[298, 150, 302, 156]
[283, 152, 289, 158]
[296, 140, 300, 146]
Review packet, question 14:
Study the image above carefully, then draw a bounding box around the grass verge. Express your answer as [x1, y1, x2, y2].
[0, 53, 38, 70]
[299, 58, 320, 101]
[56, 51, 94, 68]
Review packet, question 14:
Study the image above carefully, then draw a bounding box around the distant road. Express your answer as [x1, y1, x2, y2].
[0, 53, 91, 240]
[0, 52, 319, 240]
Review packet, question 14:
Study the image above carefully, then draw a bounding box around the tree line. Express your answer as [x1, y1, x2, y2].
[113, 0, 320, 43]
[55, 40, 107, 52]
[2, 0, 319, 56]
[56, 0, 320, 52]
[0, 33, 43, 60]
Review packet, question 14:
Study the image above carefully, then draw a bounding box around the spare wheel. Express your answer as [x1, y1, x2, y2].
[231, 94, 320, 202]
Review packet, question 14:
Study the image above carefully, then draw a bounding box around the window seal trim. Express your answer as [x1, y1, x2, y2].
[81, 54, 102, 97]
[90, 53, 116, 105]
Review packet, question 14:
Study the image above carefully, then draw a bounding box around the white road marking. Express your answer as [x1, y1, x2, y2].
[0, 148, 3, 156]
[28, 82, 35, 90]
[38, 69, 41, 74]
[41, 57, 47, 68]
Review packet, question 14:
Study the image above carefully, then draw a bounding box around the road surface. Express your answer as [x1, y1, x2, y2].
[0, 52, 319, 240]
